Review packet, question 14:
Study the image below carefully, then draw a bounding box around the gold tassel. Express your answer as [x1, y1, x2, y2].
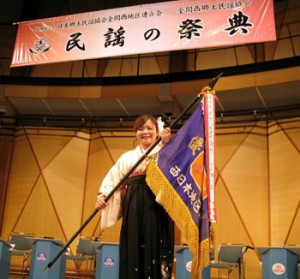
[146, 161, 210, 279]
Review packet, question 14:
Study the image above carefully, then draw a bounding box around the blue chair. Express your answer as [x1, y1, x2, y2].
[9, 232, 35, 277]
[66, 237, 97, 278]
[209, 243, 244, 279]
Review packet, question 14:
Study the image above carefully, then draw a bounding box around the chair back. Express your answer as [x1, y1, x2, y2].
[77, 238, 96, 256]
[9, 232, 35, 251]
[218, 244, 244, 263]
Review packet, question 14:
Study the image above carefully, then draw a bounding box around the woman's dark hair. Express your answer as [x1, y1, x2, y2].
[133, 115, 158, 132]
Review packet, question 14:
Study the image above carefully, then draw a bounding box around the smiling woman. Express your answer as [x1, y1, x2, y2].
[134, 115, 159, 150]
[96, 114, 174, 279]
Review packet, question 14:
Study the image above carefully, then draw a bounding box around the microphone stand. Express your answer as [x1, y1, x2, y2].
[44, 72, 223, 272]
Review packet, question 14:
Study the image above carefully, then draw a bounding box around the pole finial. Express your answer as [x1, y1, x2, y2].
[208, 72, 223, 89]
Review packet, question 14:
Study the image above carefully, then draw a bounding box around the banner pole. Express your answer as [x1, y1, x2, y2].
[45, 72, 222, 271]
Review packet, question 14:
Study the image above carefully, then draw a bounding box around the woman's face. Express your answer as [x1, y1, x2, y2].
[136, 119, 158, 150]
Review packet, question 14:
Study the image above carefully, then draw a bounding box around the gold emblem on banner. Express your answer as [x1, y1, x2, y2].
[189, 136, 204, 156]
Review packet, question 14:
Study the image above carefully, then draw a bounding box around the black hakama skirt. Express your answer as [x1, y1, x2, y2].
[119, 174, 174, 279]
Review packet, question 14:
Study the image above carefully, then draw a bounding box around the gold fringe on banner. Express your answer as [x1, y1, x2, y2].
[146, 155, 210, 279]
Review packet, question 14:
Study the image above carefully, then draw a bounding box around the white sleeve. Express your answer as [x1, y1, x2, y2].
[99, 150, 133, 195]
[98, 150, 135, 230]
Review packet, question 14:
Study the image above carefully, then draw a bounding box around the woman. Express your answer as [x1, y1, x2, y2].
[96, 115, 174, 279]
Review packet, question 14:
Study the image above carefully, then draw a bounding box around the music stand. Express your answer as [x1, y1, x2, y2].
[284, 246, 300, 262]
[174, 245, 211, 279]
[27, 237, 66, 279]
[95, 242, 119, 279]
[0, 238, 11, 279]
[257, 246, 298, 279]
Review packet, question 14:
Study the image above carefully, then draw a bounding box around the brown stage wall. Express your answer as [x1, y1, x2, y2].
[1, 118, 299, 278]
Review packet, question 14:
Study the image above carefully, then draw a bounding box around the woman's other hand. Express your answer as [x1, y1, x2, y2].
[160, 127, 172, 144]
